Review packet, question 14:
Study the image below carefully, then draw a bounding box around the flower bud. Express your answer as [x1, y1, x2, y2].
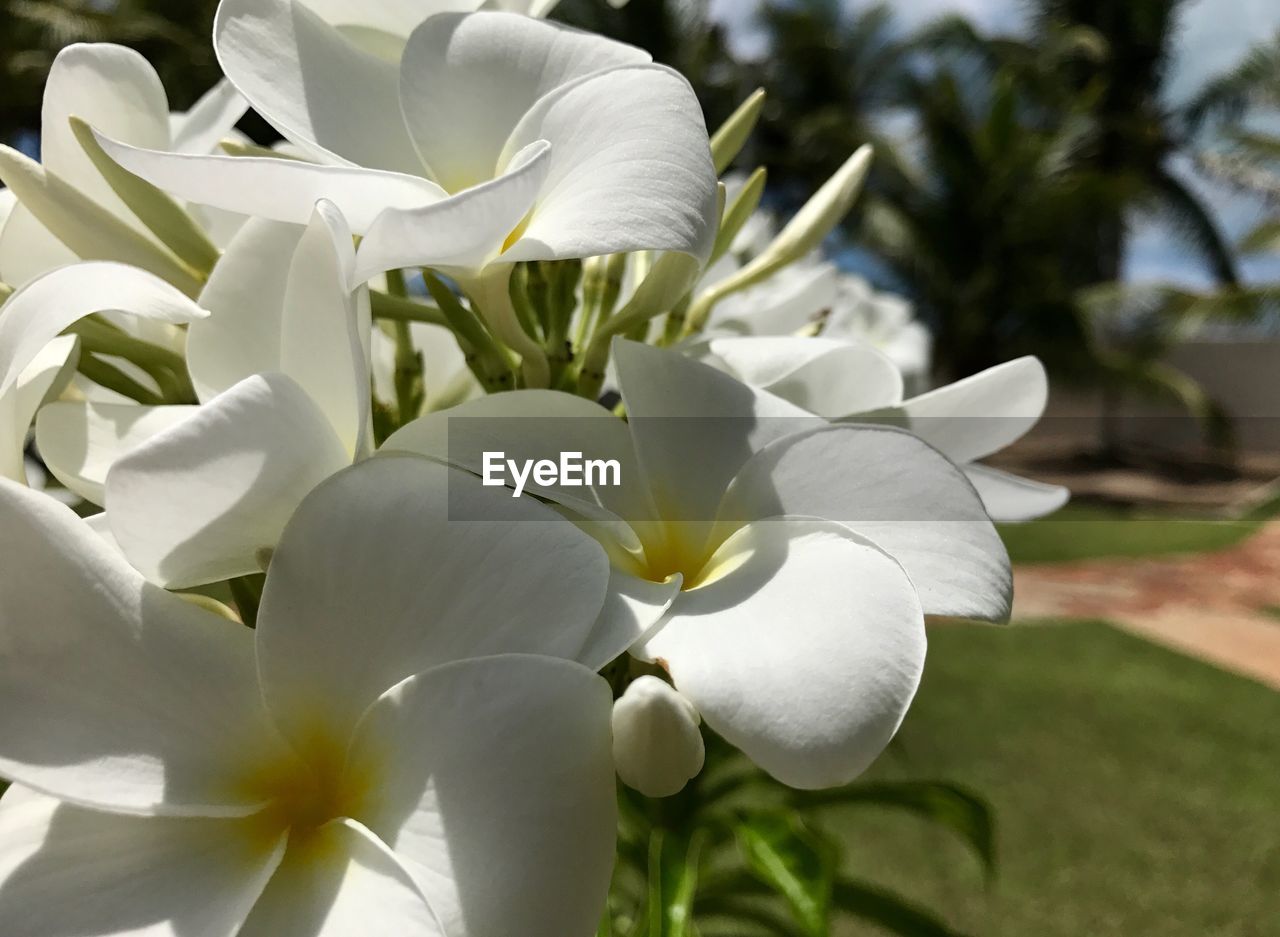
[710, 88, 766, 174]
[612, 676, 705, 798]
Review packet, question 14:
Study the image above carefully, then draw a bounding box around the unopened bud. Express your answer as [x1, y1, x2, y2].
[612, 676, 705, 798]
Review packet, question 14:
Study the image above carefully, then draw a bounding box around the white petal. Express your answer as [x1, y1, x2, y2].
[579, 568, 681, 671]
[894, 357, 1048, 463]
[238, 818, 442, 937]
[500, 64, 718, 263]
[91, 130, 446, 231]
[35, 401, 198, 505]
[708, 259, 838, 336]
[280, 201, 369, 455]
[398, 11, 648, 192]
[347, 654, 615, 937]
[0, 261, 207, 400]
[1, 335, 79, 486]
[190, 217, 304, 400]
[83, 511, 124, 553]
[215, 0, 423, 173]
[170, 79, 249, 155]
[705, 336, 904, 417]
[964, 463, 1069, 523]
[40, 43, 171, 227]
[302, 0, 482, 38]
[0, 481, 289, 814]
[718, 425, 1013, 621]
[0, 785, 286, 937]
[612, 676, 704, 798]
[640, 519, 926, 789]
[0, 201, 77, 287]
[106, 373, 351, 589]
[613, 338, 821, 532]
[256, 456, 610, 750]
[352, 140, 550, 281]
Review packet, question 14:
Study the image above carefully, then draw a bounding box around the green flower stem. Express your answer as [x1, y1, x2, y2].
[368, 289, 449, 327]
[509, 264, 545, 344]
[461, 266, 552, 389]
[385, 269, 426, 425]
[422, 271, 517, 393]
[75, 353, 166, 406]
[577, 252, 703, 400]
[543, 260, 582, 389]
[69, 317, 196, 403]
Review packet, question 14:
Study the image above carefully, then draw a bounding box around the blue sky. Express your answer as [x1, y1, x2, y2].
[708, 0, 1280, 287]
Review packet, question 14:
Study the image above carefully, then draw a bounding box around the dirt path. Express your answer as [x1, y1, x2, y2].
[1012, 522, 1280, 690]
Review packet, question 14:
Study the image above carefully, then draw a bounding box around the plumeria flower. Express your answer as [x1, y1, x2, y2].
[15, 204, 665, 659]
[385, 340, 1012, 789]
[92, 5, 718, 384]
[0, 456, 617, 935]
[823, 272, 933, 393]
[0, 43, 246, 293]
[0, 260, 210, 490]
[25, 202, 370, 589]
[697, 256, 839, 339]
[702, 336, 1070, 522]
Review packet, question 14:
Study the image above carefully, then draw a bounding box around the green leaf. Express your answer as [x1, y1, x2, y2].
[793, 781, 996, 876]
[647, 828, 705, 937]
[833, 878, 973, 937]
[70, 116, 222, 276]
[737, 811, 837, 937]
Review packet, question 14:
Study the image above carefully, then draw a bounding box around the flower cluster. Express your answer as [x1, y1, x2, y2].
[0, 0, 1061, 933]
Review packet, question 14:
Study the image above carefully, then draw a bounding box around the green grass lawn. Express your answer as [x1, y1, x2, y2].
[830, 621, 1280, 937]
[998, 502, 1262, 565]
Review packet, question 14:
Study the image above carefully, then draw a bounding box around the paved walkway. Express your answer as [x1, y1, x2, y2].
[1012, 523, 1280, 690]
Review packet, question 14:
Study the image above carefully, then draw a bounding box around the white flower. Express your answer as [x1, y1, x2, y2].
[823, 273, 933, 391]
[29, 202, 369, 588]
[702, 336, 1070, 522]
[386, 340, 1012, 789]
[93, 7, 717, 385]
[0, 43, 245, 291]
[0, 260, 209, 494]
[14, 206, 663, 663]
[698, 256, 839, 339]
[90, 6, 718, 375]
[0, 456, 617, 935]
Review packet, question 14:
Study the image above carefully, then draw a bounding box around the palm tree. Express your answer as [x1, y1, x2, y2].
[551, 0, 746, 134]
[860, 66, 1096, 380]
[750, 1, 911, 202]
[0, 0, 222, 147]
[1026, 0, 1240, 287]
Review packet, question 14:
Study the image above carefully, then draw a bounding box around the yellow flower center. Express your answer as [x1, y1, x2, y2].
[629, 520, 730, 591]
[238, 731, 377, 844]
